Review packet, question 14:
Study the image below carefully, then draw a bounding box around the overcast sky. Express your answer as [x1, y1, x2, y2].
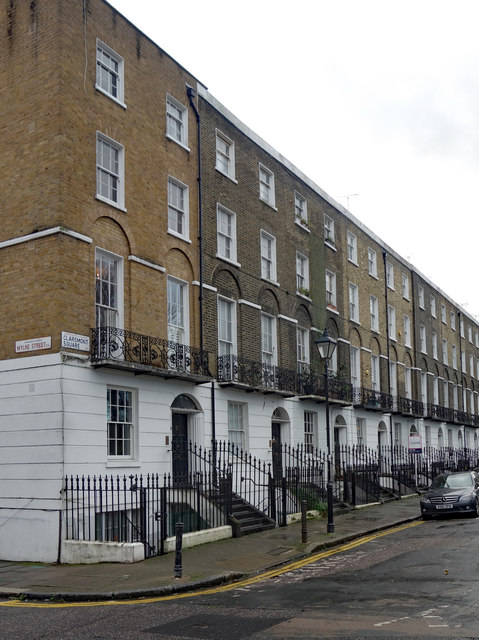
[109, 0, 479, 318]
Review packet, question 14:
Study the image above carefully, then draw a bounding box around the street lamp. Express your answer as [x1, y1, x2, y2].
[315, 328, 337, 533]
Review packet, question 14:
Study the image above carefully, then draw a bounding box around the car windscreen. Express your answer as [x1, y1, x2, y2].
[431, 473, 473, 489]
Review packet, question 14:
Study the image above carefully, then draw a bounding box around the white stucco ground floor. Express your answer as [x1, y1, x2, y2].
[1, 352, 477, 562]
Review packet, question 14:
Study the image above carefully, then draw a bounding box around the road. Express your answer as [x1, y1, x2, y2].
[2, 516, 479, 639]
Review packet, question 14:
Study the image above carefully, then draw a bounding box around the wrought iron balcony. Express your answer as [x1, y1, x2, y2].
[398, 396, 424, 417]
[91, 326, 212, 381]
[217, 354, 297, 396]
[359, 387, 394, 411]
[296, 367, 353, 404]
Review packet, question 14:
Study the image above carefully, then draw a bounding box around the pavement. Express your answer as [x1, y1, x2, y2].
[0, 495, 421, 602]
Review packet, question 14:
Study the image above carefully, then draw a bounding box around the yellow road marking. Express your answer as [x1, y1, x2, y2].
[0, 520, 423, 609]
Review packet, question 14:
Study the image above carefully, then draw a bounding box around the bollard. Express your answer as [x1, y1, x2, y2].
[174, 522, 183, 578]
[301, 500, 308, 543]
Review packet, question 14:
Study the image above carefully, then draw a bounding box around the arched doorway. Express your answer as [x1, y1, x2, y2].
[378, 421, 388, 448]
[271, 408, 290, 481]
[438, 427, 444, 448]
[171, 394, 202, 483]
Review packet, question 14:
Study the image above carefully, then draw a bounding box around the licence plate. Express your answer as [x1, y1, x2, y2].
[435, 504, 453, 509]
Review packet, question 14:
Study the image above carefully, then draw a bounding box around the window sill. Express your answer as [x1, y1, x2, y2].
[95, 194, 127, 212]
[215, 167, 238, 183]
[261, 277, 280, 287]
[216, 254, 241, 268]
[327, 305, 339, 316]
[259, 197, 278, 211]
[106, 460, 140, 468]
[348, 259, 359, 267]
[165, 133, 190, 153]
[95, 84, 127, 109]
[167, 230, 192, 244]
[325, 240, 337, 251]
[294, 218, 310, 232]
[297, 292, 311, 301]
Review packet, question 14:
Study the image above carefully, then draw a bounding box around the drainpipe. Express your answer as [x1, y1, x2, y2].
[382, 250, 394, 452]
[186, 85, 217, 466]
[186, 84, 204, 355]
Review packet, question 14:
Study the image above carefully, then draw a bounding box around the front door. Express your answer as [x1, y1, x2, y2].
[271, 422, 282, 481]
[172, 413, 188, 483]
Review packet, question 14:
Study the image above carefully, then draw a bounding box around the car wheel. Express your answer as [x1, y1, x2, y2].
[473, 500, 479, 518]
[422, 514, 432, 521]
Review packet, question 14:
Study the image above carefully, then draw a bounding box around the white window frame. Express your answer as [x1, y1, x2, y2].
[350, 346, 361, 388]
[96, 40, 125, 107]
[297, 326, 310, 373]
[347, 231, 358, 264]
[260, 230, 277, 283]
[296, 252, 310, 295]
[259, 163, 276, 208]
[418, 285, 425, 309]
[433, 377, 439, 405]
[349, 282, 359, 323]
[215, 130, 235, 180]
[389, 361, 397, 396]
[294, 191, 308, 227]
[107, 387, 136, 460]
[261, 313, 277, 368]
[441, 303, 447, 324]
[371, 354, 380, 391]
[405, 368, 412, 399]
[450, 311, 456, 330]
[357, 418, 365, 446]
[216, 203, 238, 264]
[430, 295, 436, 318]
[470, 354, 475, 377]
[95, 248, 124, 330]
[326, 270, 337, 308]
[386, 261, 394, 290]
[167, 176, 190, 241]
[443, 380, 449, 408]
[421, 372, 428, 406]
[304, 411, 316, 452]
[402, 273, 410, 300]
[368, 248, 377, 278]
[167, 276, 189, 346]
[468, 325, 473, 343]
[166, 94, 188, 148]
[324, 215, 335, 244]
[228, 402, 246, 449]
[420, 324, 426, 354]
[96, 132, 125, 210]
[370, 295, 379, 332]
[442, 338, 448, 365]
[431, 331, 438, 360]
[403, 314, 411, 347]
[217, 296, 237, 358]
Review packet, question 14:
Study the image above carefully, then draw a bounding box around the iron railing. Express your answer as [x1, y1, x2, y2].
[64, 471, 231, 558]
[91, 326, 211, 377]
[217, 354, 297, 394]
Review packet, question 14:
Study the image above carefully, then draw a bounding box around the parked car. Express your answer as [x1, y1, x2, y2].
[420, 471, 479, 520]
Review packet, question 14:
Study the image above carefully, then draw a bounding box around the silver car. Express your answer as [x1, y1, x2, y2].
[420, 471, 479, 520]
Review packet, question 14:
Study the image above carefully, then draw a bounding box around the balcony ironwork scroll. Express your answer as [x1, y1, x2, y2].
[217, 354, 297, 394]
[361, 387, 394, 411]
[91, 326, 211, 377]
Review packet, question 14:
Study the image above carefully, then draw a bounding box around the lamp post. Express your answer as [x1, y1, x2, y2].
[315, 328, 337, 533]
